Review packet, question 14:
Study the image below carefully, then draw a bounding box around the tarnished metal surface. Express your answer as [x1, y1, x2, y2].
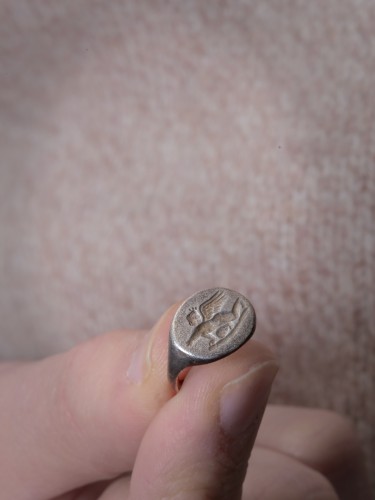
[168, 288, 256, 390]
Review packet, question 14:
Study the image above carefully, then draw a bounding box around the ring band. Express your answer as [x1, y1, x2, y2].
[168, 287, 256, 391]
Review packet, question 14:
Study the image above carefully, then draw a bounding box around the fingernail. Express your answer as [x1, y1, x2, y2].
[126, 329, 154, 384]
[220, 361, 278, 438]
[127, 304, 177, 384]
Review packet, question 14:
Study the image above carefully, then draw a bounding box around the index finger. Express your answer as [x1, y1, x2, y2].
[0, 304, 178, 499]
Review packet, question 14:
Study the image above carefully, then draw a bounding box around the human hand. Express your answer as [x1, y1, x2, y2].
[0, 305, 369, 499]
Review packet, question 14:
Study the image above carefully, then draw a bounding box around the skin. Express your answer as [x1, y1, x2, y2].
[0, 1, 373, 498]
[0, 306, 369, 499]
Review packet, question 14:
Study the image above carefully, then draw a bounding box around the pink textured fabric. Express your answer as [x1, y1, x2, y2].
[0, 0, 374, 487]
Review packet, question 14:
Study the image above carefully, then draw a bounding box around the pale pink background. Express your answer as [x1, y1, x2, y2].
[0, 0, 374, 487]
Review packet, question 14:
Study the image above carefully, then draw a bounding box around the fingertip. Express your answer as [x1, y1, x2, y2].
[129, 339, 277, 500]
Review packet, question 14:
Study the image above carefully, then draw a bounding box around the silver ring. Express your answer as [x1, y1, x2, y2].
[168, 287, 256, 391]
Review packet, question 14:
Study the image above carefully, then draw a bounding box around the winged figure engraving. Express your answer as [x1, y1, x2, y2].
[186, 291, 246, 349]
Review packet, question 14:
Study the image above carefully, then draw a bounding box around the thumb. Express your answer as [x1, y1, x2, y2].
[0, 304, 178, 500]
[128, 340, 278, 500]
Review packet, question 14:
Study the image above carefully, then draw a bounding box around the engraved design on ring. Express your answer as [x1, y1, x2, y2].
[168, 288, 256, 391]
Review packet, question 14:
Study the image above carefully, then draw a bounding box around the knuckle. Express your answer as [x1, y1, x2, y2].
[54, 341, 93, 437]
[312, 409, 362, 456]
[285, 408, 364, 474]
[54, 336, 118, 439]
[53, 335, 125, 474]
